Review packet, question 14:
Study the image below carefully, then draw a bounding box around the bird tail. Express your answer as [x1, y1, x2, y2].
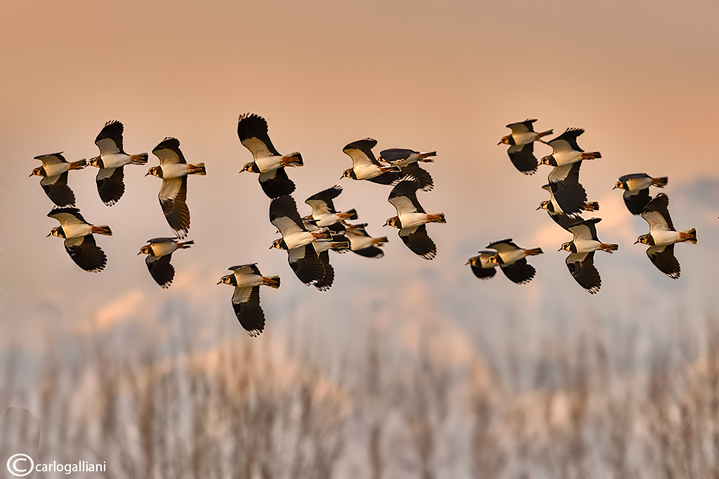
[536, 129, 554, 141]
[427, 213, 446, 224]
[583, 201, 600, 212]
[599, 243, 619, 253]
[69, 159, 87, 170]
[282, 152, 303, 167]
[177, 240, 194, 249]
[338, 209, 358, 221]
[188, 163, 206, 175]
[679, 228, 697, 244]
[525, 248, 543, 256]
[581, 152, 602, 160]
[262, 276, 281, 289]
[91, 225, 113, 236]
[311, 230, 332, 240]
[373, 236, 389, 245]
[130, 153, 149, 165]
[418, 151, 437, 163]
[652, 177, 669, 188]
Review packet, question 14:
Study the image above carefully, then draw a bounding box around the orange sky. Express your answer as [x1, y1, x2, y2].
[2, 0, 719, 346]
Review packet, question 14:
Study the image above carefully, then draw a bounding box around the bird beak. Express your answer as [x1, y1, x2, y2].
[217, 280, 223, 285]
[144, 172, 150, 176]
[268, 244, 274, 249]
[464, 260, 470, 265]
[557, 247, 563, 251]
[46, 232, 52, 237]
[28, 172, 34, 177]
[612, 185, 617, 190]
[497, 141, 502, 145]
[536, 205, 541, 210]
[634, 239, 640, 244]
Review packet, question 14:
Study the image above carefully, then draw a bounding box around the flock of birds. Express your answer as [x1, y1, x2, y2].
[29, 116, 697, 337]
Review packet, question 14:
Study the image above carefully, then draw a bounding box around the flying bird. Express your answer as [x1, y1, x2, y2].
[304, 185, 358, 233]
[560, 218, 618, 294]
[147, 137, 206, 238]
[237, 113, 303, 198]
[540, 128, 601, 167]
[344, 223, 388, 258]
[30, 153, 87, 207]
[546, 162, 589, 215]
[218, 264, 281, 337]
[484, 239, 543, 284]
[138, 237, 194, 288]
[636, 193, 696, 279]
[499, 119, 553, 175]
[87, 120, 149, 206]
[538, 183, 599, 231]
[384, 179, 446, 260]
[47, 207, 112, 272]
[614, 173, 669, 215]
[378, 148, 437, 191]
[341, 138, 403, 185]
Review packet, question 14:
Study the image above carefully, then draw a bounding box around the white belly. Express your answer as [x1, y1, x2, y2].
[498, 249, 526, 265]
[256, 155, 282, 173]
[64, 223, 93, 239]
[652, 230, 679, 246]
[102, 152, 130, 169]
[625, 176, 652, 191]
[316, 214, 340, 227]
[235, 272, 263, 287]
[284, 232, 314, 250]
[354, 164, 383, 180]
[574, 239, 600, 254]
[161, 163, 190, 179]
[348, 234, 372, 250]
[44, 163, 70, 177]
[553, 150, 582, 166]
[513, 131, 537, 146]
[151, 241, 178, 257]
[399, 213, 428, 229]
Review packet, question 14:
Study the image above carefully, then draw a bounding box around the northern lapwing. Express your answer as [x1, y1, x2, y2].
[270, 195, 332, 251]
[218, 264, 281, 337]
[466, 251, 498, 280]
[147, 137, 206, 238]
[341, 138, 403, 185]
[30, 153, 87, 207]
[485, 239, 543, 284]
[499, 119, 553, 175]
[540, 128, 601, 167]
[47, 207, 112, 272]
[87, 120, 149, 206]
[636, 193, 696, 279]
[560, 218, 618, 294]
[546, 162, 589, 215]
[384, 178, 446, 260]
[378, 148, 437, 191]
[614, 173, 669, 215]
[538, 183, 599, 231]
[304, 185, 358, 233]
[237, 113, 303, 199]
[344, 223, 388, 258]
[138, 237, 194, 288]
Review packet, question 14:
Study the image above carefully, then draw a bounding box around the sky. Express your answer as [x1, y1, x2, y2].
[2, 0, 719, 364]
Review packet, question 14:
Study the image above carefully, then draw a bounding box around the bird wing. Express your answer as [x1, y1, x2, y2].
[388, 179, 423, 215]
[549, 163, 587, 215]
[145, 253, 175, 288]
[258, 167, 296, 198]
[343, 138, 380, 167]
[95, 120, 124, 155]
[312, 250, 334, 291]
[486, 239, 521, 253]
[548, 211, 580, 232]
[507, 143, 538, 175]
[379, 148, 414, 163]
[548, 128, 585, 153]
[305, 185, 342, 216]
[506, 119, 537, 133]
[63, 234, 107, 272]
[568, 218, 601, 242]
[499, 258, 536, 284]
[237, 113, 280, 160]
[288, 244, 326, 285]
[399, 224, 436, 260]
[566, 251, 600, 294]
[641, 193, 675, 232]
[159, 176, 190, 237]
[270, 195, 306, 236]
[623, 188, 651, 215]
[48, 206, 87, 226]
[646, 244, 680, 279]
[41, 172, 76, 207]
[96, 167, 125, 206]
[35, 152, 67, 165]
[400, 163, 434, 191]
[152, 137, 186, 165]
[231, 285, 265, 337]
[470, 260, 497, 280]
[229, 264, 261, 275]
